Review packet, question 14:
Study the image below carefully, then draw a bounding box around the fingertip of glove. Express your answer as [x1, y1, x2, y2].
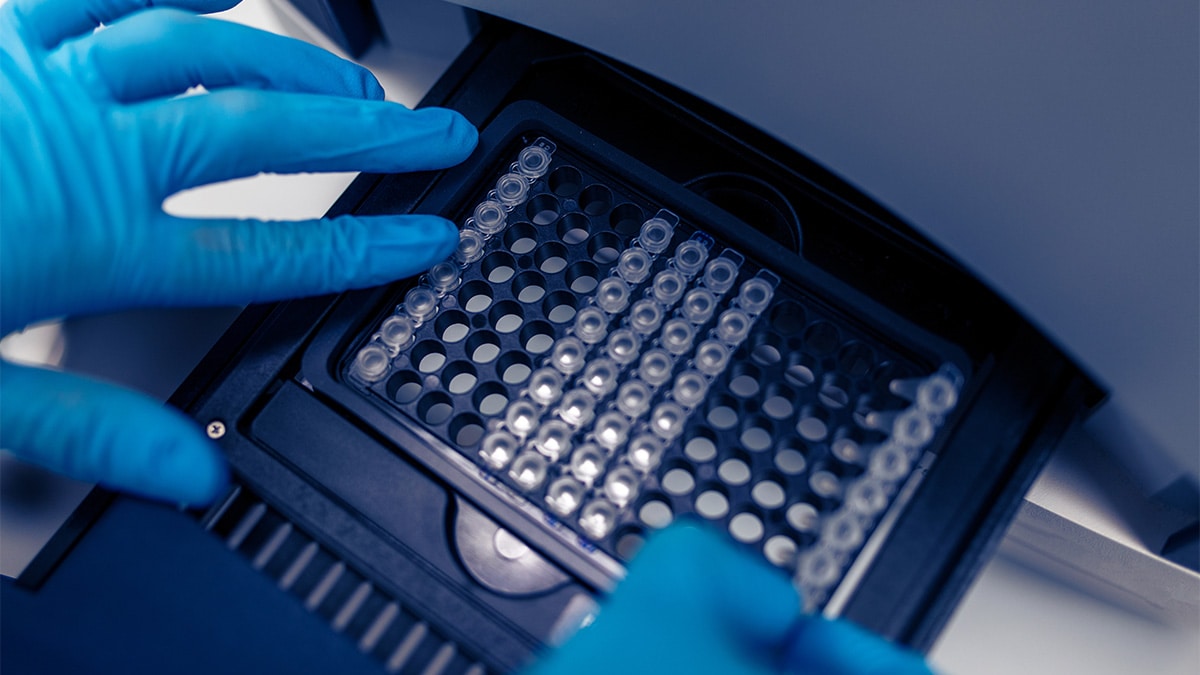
[360, 215, 459, 283]
[360, 72, 387, 101]
[430, 216, 461, 259]
[148, 436, 230, 507]
[413, 106, 479, 161]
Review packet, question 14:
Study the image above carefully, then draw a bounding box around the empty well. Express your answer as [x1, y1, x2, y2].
[417, 391, 454, 426]
[728, 362, 762, 398]
[706, 395, 740, 430]
[803, 321, 842, 356]
[473, 382, 509, 417]
[435, 310, 471, 343]
[610, 203, 644, 236]
[466, 331, 501, 364]
[695, 488, 731, 520]
[488, 300, 525, 334]
[685, 431, 719, 463]
[497, 352, 532, 385]
[460, 280, 493, 313]
[535, 241, 569, 274]
[548, 166, 582, 197]
[543, 291, 578, 324]
[579, 184, 613, 216]
[513, 271, 547, 304]
[412, 340, 446, 374]
[482, 250, 517, 284]
[450, 413, 485, 447]
[388, 370, 423, 404]
[527, 193, 561, 225]
[521, 321, 555, 354]
[444, 361, 478, 394]
[588, 231, 621, 264]
[557, 212, 592, 245]
[504, 222, 538, 255]
[565, 261, 599, 294]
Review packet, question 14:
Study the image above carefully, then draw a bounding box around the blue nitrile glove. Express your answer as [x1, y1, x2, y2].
[0, 0, 477, 505]
[526, 522, 934, 675]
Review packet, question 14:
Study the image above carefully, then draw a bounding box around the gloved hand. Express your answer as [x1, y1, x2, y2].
[0, 0, 477, 505]
[526, 522, 934, 675]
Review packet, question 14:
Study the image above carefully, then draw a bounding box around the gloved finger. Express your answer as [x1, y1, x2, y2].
[60, 9, 384, 103]
[10, 0, 238, 50]
[129, 89, 478, 195]
[526, 522, 803, 675]
[0, 361, 227, 505]
[657, 523, 806, 643]
[783, 616, 934, 675]
[123, 213, 459, 306]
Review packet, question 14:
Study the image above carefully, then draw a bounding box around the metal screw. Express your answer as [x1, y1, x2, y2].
[206, 420, 226, 440]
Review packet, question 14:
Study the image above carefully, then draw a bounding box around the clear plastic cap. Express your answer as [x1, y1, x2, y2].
[627, 434, 666, 473]
[550, 337, 587, 375]
[736, 277, 775, 315]
[593, 411, 631, 450]
[694, 340, 731, 376]
[603, 467, 640, 507]
[638, 216, 675, 255]
[579, 498, 619, 539]
[569, 444, 607, 485]
[672, 239, 709, 277]
[917, 373, 959, 415]
[509, 451, 549, 491]
[473, 199, 509, 235]
[681, 288, 717, 325]
[494, 174, 529, 210]
[582, 358, 619, 396]
[821, 511, 865, 552]
[378, 315, 415, 351]
[517, 142, 553, 179]
[616, 248, 653, 284]
[595, 277, 631, 315]
[672, 369, 709, 408]
[535, 420, 573, 461]
[527, 367, 565, 406]
[638, 348, 675, 386]
[403, 287, 438, 324]
[892, 409, 934, 448]
[616, 380, 653, 418]
[479, 430, 520, 470]
[629, 299, 665, 335]
[845, 478, 890, 517]
[868, 443, 911, 482]
[559, 389, 597, 427]
[660, 319, 695, 356]
[649, 401, 687, 440]
[504, 399, 540, 437]
[703, 257, 740, 294]
[427, 261, 461, 294]
[455, 228, 486, 264]
[605, 328, 641, 365]
[797, 547, 841, 589]
[546, 476, 586, 517]
[573, 306, 609, 344]
[651, 269, 687, 306]
[352, 344, 390, 382]
[715, 308, 752, 344]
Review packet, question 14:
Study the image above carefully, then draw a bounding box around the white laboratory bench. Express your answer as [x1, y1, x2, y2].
[1, 1, 1195, 673]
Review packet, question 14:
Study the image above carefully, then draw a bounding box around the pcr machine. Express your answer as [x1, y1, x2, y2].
[3, 2, 1195, 673]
